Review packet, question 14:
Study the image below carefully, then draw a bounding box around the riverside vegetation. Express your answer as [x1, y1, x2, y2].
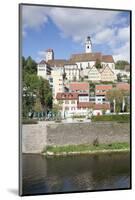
[42, 142, 130, 156]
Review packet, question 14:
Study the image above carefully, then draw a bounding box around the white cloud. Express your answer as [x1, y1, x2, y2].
[93, 28, 116, 44]
[117, 26, 130, 42]
[22, 6, 130, 62]
[49, 8, 120, 43]
[113, 42, 130, 62]
[36, 50, 46, 61]
[22, 6, 50, 31]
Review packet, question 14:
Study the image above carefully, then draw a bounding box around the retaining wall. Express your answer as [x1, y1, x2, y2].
[22, 122, 130, 153]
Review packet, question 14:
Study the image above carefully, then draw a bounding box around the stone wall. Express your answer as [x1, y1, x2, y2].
[47, 122, 130, 146]
[22, 122, 47, 153]
[22, 122, 130, 153]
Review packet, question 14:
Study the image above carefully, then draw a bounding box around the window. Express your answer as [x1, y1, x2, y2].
[71, 100, 75, 104]
[65, 100, 69, 104]
[71, 107, 75, 110]
[65, 107, 69, 111]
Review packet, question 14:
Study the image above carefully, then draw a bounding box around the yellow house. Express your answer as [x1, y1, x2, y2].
[87, 65, 101, 82]
[101, 65, 115, 82]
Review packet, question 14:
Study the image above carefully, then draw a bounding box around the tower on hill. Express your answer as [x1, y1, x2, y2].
[85, 36, 92, 53]
[46, 48, 54, 61]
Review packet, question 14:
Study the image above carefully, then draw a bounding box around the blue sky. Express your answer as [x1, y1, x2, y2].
[22, 5, 130, 62]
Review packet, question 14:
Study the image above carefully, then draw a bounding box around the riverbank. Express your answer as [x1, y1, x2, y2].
[42, 142, 130, 156]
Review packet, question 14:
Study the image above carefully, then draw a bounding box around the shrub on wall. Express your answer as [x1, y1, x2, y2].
[91, 114, 130, 123]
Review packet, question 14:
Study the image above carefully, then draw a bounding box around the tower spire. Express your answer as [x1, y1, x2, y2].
[85, 36, 92, 53]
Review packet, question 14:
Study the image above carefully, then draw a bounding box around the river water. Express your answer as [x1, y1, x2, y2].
[22, 152, 130, 195]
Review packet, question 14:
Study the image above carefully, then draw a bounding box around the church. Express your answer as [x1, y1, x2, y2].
[37, 36, 116, 83]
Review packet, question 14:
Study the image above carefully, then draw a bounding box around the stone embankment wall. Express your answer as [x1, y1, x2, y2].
[22, 122, 47, 153]
[22, 122, 130, 153]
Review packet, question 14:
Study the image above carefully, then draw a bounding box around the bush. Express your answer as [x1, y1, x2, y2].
[22, 119, 38, 124]
[91, 114, 130, 123]
[93, 137, 99, 146]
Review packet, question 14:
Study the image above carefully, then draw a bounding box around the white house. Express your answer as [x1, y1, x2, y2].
[37, 60, 51, 79]
[87, 65, 101, 81]
[64, 62, 80, 82]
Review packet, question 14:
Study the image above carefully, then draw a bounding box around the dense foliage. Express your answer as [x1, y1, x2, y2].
[115, 60, 129, 70]
[22, 56, 52, 118]
[91, 114, 130, 122]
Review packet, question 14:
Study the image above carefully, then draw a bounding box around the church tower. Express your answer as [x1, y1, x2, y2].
[45, 49, 54, 62]
[85, 36, 92, 53]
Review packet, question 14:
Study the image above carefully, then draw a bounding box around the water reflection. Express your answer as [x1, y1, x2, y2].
[22, 153, 130, 195]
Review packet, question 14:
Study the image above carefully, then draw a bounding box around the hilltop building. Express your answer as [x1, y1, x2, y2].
[37, 36, 118, 109]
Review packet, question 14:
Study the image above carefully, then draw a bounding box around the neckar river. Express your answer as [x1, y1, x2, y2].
[22, 152, 130, 195]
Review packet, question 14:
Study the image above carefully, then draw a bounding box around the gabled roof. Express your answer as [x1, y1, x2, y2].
[70, 52, 102, 62]
[64, 61, 77, 65]
[88, 65, 101, 74]
[102, 55, 114, 63]
[101, 64, 114, 74]
[70, 52, 114, 63]
[38, 60, 48, 65]
[56, 92, 78, 100]
[47, 59, 67, 67]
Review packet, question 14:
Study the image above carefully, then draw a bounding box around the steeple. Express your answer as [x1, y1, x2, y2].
[85, 36, 92, 53]
[45, 49, 54, 62]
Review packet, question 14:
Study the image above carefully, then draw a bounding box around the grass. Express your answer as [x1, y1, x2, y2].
[43, 142, 130, 155]
[91, 114, 130, 123]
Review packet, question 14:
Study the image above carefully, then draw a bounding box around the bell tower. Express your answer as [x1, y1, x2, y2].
[46, 49, 54, 62]
[85, 36, 92, 53]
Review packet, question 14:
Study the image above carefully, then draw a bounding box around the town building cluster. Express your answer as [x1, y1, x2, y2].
[37, 36, 130, 118]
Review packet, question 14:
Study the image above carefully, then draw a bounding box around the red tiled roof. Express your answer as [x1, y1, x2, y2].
[93, 103, 110, 110]
[102, 55, 114, 63]
[47, 59, 67, 67]
[56, 92, 78, 100]
[77, 102, 93, 108]
[116, 83, 130, 91]
[69, 82, 89, 91]
[70, 52, 114, 63]
[70, 52, 102, 62]
[77, 102, 110, 110]
[96, 84, 112, 91]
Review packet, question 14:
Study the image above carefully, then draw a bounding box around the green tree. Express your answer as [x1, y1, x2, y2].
[22, 74, 40, 118]
[115, 60, 129, 70]
[106, 88, 124, 113]
[22, 56, 52, 118]
[37, 77, 52, 112]
[95, 59, 102, 69]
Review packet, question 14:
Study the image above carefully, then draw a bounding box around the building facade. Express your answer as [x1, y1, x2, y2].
[100, 65, 115, 82]
[64, 62, 80, 82]
[37, 60, 51, 79]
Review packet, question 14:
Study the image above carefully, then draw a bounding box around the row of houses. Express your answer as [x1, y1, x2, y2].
[37, 37, 117, 99]
[55, 82, 130, 118]
[38, 59, 116, 83]
[36, 36, 130, 118]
